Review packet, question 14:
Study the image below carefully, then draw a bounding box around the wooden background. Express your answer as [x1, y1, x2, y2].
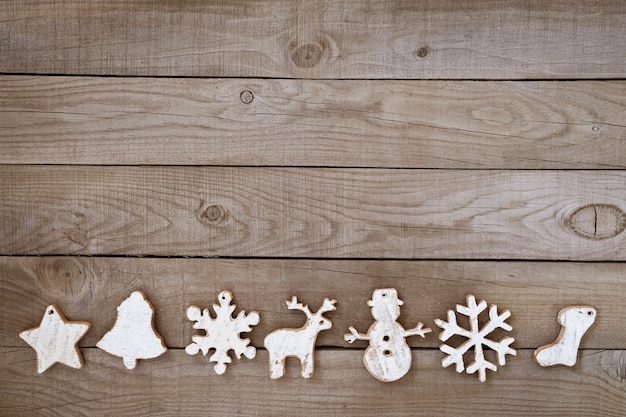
[1, 1, 626, 415]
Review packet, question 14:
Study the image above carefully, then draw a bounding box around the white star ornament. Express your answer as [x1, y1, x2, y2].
[19, 305, 91, 373]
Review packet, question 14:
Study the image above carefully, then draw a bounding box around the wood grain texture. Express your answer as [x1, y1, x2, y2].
[1, 166, 625, 259]
[2, 76, 626, 168]
[3, 0, 625, 414]
[2, 257, 625, 349]
[2, 348, 625, 417]
[1, 1, 625, 79]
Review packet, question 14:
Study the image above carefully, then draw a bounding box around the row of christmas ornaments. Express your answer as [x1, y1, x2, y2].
[19, 289, 596, 383]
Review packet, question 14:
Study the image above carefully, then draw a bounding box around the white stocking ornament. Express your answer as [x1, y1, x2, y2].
[344, 288, 431, 382]
[534, 306, 596, 367]
[97, 291, 167, 369]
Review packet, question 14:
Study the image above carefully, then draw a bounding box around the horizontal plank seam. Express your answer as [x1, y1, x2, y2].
[2, 254, 626, 263]
[2, 72, 626, 82]
[2, 163, 626, 171]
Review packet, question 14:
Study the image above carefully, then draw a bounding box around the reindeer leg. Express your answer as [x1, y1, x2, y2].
[300, 353, 314, 378]
[269, 353, 285, 379]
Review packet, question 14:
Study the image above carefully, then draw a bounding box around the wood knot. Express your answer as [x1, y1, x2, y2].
[471, 105, 514, 126]
[63, 228, 91, 248]
[415, 46, 430, 58]
[197, 202, 227, 225]
[566, 204, 626, 240]
[36, 257, 91, 301]
[292, 44, 323, 68]
[287, 34, 339, 70]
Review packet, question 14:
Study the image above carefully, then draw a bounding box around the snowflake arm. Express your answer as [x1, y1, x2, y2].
[231, 310, 260, 359]
[439, 341, 468, 373]
[185, 306, 215, 356]
[213, 303, 236, 319]
[435, 310, 472, 341]
[235, 310, 260, 333]
[479, 305, 513, 336]
[498, 337, 517, 366]
[465, 342, 497, 383]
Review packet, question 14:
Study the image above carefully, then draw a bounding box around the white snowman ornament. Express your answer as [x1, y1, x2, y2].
[344, 288, 431, 382]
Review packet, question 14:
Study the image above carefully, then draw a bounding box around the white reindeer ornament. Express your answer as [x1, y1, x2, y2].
[344, 288, 431, 382]
[263, 296, 336, 379]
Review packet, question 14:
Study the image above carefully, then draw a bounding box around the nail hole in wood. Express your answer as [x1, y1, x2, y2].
[240, 90, 254, 104]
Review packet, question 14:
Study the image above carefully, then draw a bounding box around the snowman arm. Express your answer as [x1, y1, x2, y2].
[404, 322, 432, 339]
[344, 326, 369, 343]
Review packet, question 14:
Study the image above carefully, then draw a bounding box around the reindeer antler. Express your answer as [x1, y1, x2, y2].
[286, 296, 311, 317]
[317, 298, 337, 315]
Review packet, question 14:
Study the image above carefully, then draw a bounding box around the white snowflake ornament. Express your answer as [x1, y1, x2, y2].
[434, 294, 516, 382]
[185, 290, 260, 375]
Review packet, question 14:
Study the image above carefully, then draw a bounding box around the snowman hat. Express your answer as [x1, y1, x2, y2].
[367, 288, 404, 306]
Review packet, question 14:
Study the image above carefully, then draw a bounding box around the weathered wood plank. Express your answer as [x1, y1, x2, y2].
[1, 167, 625, 259]
[1, 1, 625, 79]
[1, 348, 625, 417]
[2, 76, 625, 168]
[2, 257, 625, 349]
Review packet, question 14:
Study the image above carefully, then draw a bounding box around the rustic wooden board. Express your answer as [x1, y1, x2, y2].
[2, 348, 625, 417]
[3, 1, 624, 415]
[2, 76, 625, 168]
[3, 257, 625, 349]
[1, 1, 625, 79]
[1, 166, 625, 259]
